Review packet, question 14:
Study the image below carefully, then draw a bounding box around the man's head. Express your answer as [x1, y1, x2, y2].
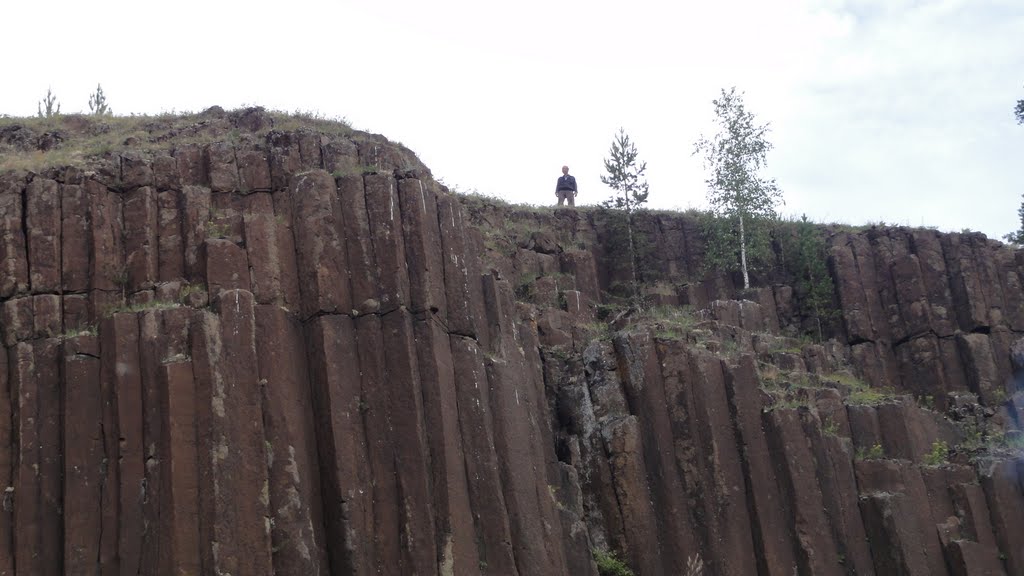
[561, 165, 569, 175]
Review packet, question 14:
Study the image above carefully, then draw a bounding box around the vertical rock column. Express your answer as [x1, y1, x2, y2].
[86, 178, 124, 315]
[11, 339, 63, 576]
[412, 317, 480, 576]
[0, 344, 11, 574]
[26, 178, 61, 295]
[290, 171, 351, 319]
[724, 355, 798, 576]
[190, 291, 273, 575]
[481, 276, 567, 575]
[255, 306, 329, 575]
[450, 336, 519, 575]
[381, 309, 438, 574]
[159, 358, 201, 575]
[62, 335, 103, 575]
[764, 407, 845, 576]
[305, 315, 373, 576]
[0, 174, 28, 298]
[613, 333, 697, 576]
[100, 312, 144, 576]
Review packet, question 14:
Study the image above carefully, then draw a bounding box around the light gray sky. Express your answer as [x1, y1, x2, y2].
[3, 0, 1022, 239]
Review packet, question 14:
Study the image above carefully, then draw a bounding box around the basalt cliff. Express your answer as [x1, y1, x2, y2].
[0, 108, 1022, 576]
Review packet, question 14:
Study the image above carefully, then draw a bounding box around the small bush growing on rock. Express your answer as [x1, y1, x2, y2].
[855, 443, 885, 461]
[923, 440, 949, 466]
[593, 549, 634, 576]
[776, 214, 839, 340]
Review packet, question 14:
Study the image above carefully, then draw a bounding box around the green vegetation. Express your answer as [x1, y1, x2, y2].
[823, 372, 898, 406]
[601, 128, 649, 211]
[647, 305, 698, 340]
[694, 87, 784, 289]
[179, 282, 206, 300]
[855, 444, 885, 461]
[776, 214, 840, 339]
[60, 325, 98, 339]
[593, 549, 635, 576]
[699, 210, 775, 285]
[104, 299, 181, 317]
[600, 128, 649, 307]
[0, 107, 352, 173]
[923, 440, 950, 466]
[822, 418, 840, 436]
[958, 418, 1024, 465]
[596, 208, 657, 293]
[1003, 192, 1024, 244]
[88, 83, 112, 116]
[37, 87, 60, 118]
[580, 320, 614, 342]
[265, 109, 352, 137]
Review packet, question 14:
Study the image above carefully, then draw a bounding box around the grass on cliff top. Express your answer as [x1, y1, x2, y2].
[0, 108, 352, 173]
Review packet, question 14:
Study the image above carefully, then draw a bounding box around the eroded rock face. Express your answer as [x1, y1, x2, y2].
[1, 120, 1023, 576]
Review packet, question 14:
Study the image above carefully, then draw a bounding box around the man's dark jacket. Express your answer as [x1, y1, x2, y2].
[556, 174, 577, 193]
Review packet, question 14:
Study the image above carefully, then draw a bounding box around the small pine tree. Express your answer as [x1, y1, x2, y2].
[601, 128, 649, 210]
[694, 87, 784, 289]
[1003, 193, 1024, 244]
[37, 88, 61, 118]
[88, 83, 112, 116]
[600, 128, 649, 305]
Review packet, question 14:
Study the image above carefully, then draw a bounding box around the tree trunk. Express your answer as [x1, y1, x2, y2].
[624, 193, 640, 309]
[739, 212, 749, 289]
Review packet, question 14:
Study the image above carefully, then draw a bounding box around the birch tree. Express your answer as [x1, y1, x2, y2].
[694, 87, 783, 289]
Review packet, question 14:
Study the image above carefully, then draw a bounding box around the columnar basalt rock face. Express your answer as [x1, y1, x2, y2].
[1, 113, 1023, 576]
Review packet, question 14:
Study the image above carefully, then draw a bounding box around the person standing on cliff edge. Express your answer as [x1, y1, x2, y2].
[555, 165, 577, 207]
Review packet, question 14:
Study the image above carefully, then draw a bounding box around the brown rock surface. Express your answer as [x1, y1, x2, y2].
[2, 116, 1024, 576]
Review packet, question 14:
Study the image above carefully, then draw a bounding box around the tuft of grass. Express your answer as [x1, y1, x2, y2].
[822, 371, 898, 406]
[179, 282, 206, 301]
[593, 549, 635, 576]
[855, 443, 885, 461]
[265, 109, 352, 136]
[206, 220, 232, 239]
[60, 325, 98, 339]
[580, 321, 614, 342]
[104, 299, 181, 317]
[641, 305, 698, 341]
[822, 418, 840, 436]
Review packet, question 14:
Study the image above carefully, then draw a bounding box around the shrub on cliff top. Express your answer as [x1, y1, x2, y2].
[88, 83, 112, 116]
[37, 87, 61, 118]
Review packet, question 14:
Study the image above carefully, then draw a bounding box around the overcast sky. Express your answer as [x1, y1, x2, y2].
[3, 0, 1022, 239]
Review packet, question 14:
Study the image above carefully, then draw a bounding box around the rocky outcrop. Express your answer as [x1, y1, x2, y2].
[0, 110, 1022, 575]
